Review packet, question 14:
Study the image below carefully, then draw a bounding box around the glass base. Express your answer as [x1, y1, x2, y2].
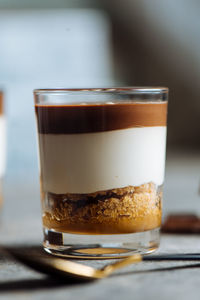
[43, 227, 160, 259]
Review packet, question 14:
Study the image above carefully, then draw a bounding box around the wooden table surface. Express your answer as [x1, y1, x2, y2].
[1, 150, 200, 300]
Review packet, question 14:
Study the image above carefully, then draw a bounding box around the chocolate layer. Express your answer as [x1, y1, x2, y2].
[35, 102, 167, 134]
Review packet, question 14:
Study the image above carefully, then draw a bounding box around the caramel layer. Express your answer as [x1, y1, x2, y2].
[42, 183, 162, 234]
[35, 102, 167, 134]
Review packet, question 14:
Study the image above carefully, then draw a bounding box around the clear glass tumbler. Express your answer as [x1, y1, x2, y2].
[34, 87, 168, 259]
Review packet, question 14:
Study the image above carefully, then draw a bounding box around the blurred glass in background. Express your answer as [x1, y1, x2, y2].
[0, 91, 6, 210]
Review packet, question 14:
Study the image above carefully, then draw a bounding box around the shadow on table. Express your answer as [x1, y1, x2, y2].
[0, 245, 93, 293]
[0, 277, 84, 293]
[1, 245, 200, 292]
[112, 263, 200, 277]
[1, 263, 200, 293]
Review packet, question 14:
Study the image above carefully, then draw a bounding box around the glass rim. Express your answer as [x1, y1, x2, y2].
[34, 87, 169, 95]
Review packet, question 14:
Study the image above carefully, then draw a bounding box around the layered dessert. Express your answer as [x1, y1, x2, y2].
[35, 101, 167, 234]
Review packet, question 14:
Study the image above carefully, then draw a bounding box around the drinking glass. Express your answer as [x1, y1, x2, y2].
[34, 87, 168, 259]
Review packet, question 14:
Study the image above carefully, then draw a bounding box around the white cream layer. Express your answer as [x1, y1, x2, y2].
[39, 126, 167, 194]
[0, 116, 6, 177]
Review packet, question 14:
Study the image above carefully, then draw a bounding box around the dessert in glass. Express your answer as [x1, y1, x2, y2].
[34, 87, 168, 258]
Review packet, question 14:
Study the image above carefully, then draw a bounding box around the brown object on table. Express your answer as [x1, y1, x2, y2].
[161, 214, 200, 233]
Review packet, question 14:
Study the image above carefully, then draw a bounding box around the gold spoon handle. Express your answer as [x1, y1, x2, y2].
[101, 254, 142, 277]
